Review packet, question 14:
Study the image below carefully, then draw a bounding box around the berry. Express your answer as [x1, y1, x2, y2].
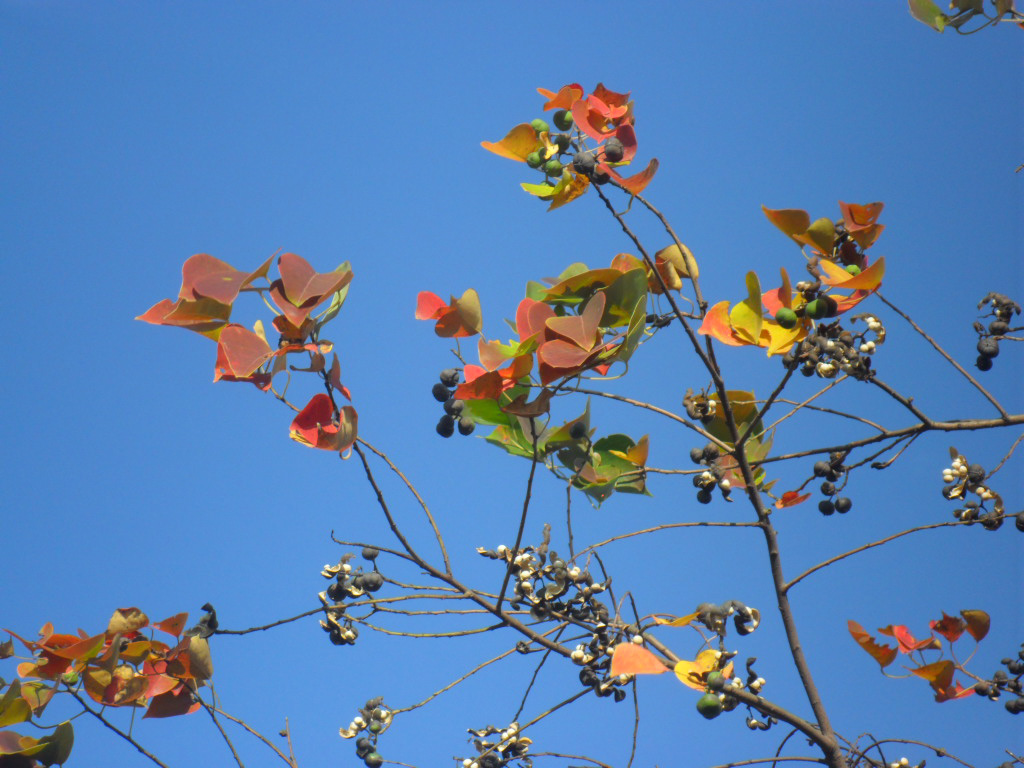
[356, 738, 374, 757]
[553, 109, 573, 131]
[813, 461, 831, 477]
[361, 547, 379, 561]
[967, 464, 985, 484]
[569, 421, 588, 440]
[977, 337, 999, 359]
[820, 481, 836, 496]
[591, 170, 611, 185]
[364, 753, 384, 768]
[818, 500, 835, 516]
[544, 158, 563, 175]
[457, 416, 475, 436]
[439, 368, 460, 387]
[689, 447, 704, 464]
[553, 133, 571, 153]
[432, 382, 452, 402]
[845, 264, 862, 276]
[603, 137, 625, 162]
[696, 692, 723, 719]
[530, 118, 549, 134]
[443, 398, 464, 416]
[368, 721, 383, 734]
[359, 572, 384, 592]
[572, 151, 597, 175]
[989, 320, 1009, 336]
[822, 296, 839, 317]
[774, 307, 798, 329]
[525, 151, 543, 169]
[697, 488, 713, 504]
[702, 443, 721, 461]
[834, 497, 852, 513]
[706, 671, 725, 691]
[804, 299, 828, 320]
[1016, 511, 1024, 532]
[976, 355, 993, 371]
[436, 415, 455, 438]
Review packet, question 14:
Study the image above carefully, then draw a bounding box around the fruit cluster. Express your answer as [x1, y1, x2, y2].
[338, 697, 392, 767]
[477, 539, 630, 701]
[940, 451, 1010, 531]
[461, 722, 532, 768]
[688, 442, 733, 504]
[973, 292, 1021, 372]
[522, 110, 622, 187]
[781, 314, 884, 381]
[318, 548, 383, 645]
[432, 368, 476, 437]
[813, 452, 853, 516]
[973, 644, 1024, 714]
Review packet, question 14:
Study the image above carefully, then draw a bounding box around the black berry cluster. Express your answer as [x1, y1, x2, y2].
[461, 722, 531, 768]
[688, 442, 732, 504]
[973, 293, 1021, 372]
[973, 644, 1024, 714]
[813, 452, 853, 515]
[477, 539, 629, 702]
[318, 548, 383, 645]
[781, 314, 884, 381]
[338, 697, 392, 767]
[432, 368, 475, 437]
[941, 452, 1011, 531]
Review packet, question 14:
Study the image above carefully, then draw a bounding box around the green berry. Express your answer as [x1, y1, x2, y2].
[804, 299, 828, 320]
[696, 692, 723, 719]
[368, 721, 383, 734]
[544, 158, 563, 175]
[774, 307, 798, 329]
[530, 118, 550, 134]
[525, 151, 543, 169]
[845, 264, 862, 276]
[705, 671, 724, 691]
[553, 109, 573, 131]
[364, 752, 384, 768]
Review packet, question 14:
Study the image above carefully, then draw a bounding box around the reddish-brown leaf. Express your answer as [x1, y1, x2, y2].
[609, 643, 667, 676]
[848, 620, 897, 668]
[929, 612, 966, 643]
[775, 491, 811, 509]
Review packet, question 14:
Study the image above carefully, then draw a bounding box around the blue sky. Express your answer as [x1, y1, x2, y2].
[2, 3, 1021, 767]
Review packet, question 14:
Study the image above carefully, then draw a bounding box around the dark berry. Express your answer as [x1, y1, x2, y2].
[361, 547, 379, 561]
[818, 500, 835, 516]
[569, 421, 588, 440]
[356, 738, 374, 757]
[813, 461, 831, 477]
[989, 320, 1009, 335]
[436, 415, 455, 437]
[702, 443, 721, 461]
[820, 481, 836, 496]
[553, 109, 573, 130]
[967, 464, 985, 484]
[439, 368, 460, 387]
[822, 296, 839, 318]
[457, 416, 475, 436]
[359, 572, 384, 592]
[592, 169, 610, 185]
[530, 118, 550, 134]
[553, 133, 571, 153]
[977, 337, 1000, 358]
[443, 398, 464, 416]
[976, 355, 993, 371]
[690, 447, 704, 464]
[834, 497, 852, 513]
[697, 488, 713, 504]
[572, 151, 597, 175]
[603, 137, 625, 162]
[432, 382, 452, 402]
[1016, 511, 1024, 532]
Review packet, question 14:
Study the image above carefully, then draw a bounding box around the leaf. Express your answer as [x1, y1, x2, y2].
[34, 720, 73, 767]
[961, 609, 990, 641]
[819, 257, 885, 292]
[144, 684, 200, 719]
[481, 124, 540, 161]
[546, 171, 590, 211]
[929, 612, 965, 643]
[775, 491, 811, 509]
[269, 254, 353, 329]
[538, 83, 585, 111]
[910, 659, 955, 689]
[762, 206, 810, 242]
[107, 608, 149, 637]
[848, 620, 898, 668]
[673, 649, 721, 691]
[0, 691, 30, 728]
[416, 289, 483, 338]
[908, 0, 948, 31]
[729, 272, 763, 343]
[838, 201, 885, 249]
[136, 297, 232, 340]
[179, 253, 272, 305]
[609, 643, 667, 676]
[653, 612, 700, 628]
[698, 301, 747, 346]
[878, 624, 941, 653]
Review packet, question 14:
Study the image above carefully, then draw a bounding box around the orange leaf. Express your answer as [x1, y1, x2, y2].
[609, 643, 667, 676]
[481, 124, 540, 162]
[762, 206, 810, 241]
[698, 301, 748, 346]
[775, 491, 811, 509]
[848, 620, 897, 668]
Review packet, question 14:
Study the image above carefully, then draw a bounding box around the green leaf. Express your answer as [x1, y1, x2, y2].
[908, 0, 948, 30]
[35, 721, 73, 767]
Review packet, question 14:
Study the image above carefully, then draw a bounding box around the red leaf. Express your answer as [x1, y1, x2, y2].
[609, 643, 667, 676]
[775, 490, 811, 509]
[179, 253, 272, 305]
[213, 324, 274, 387]
[269, 254, 352, 328]
[154, 613, 189, 638]
[929, 612, 966, 643]
[143, 684, 200, 719]
[289, 394, 336, 449]
[136, 297, 231, 340]
[878, 624, 941, 654]
[838, 201, 885, 249]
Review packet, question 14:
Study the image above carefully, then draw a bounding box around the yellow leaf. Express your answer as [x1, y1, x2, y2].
[729, 271, 763, 344]
[481, 124, 539, 162]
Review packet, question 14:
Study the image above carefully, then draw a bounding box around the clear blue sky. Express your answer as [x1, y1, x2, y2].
[2, 2, 1021, 767]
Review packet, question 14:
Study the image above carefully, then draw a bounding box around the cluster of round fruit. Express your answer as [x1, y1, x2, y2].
[813, 453, 854, 515]
[973, 292, 1021, 372]
[462, 722, 531, 768]
[318, 548, 383, 645]
[477, 541, 628, 701]
[940, 456, 1014, 531]
[688, 442, 732, 504]
[696, 601, 761, 637]
[432, 368, 475, 437]
[522, 112, 625, 186]
[974, 645, 1024, 714]
[338, 697, 391, 767]
[781, 314, 884, 381]
[683, 389, 717, 425]
[697, 656, 772, 725]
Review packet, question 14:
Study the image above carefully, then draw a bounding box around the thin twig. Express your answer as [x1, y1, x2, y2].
[198, 696, 245, 768]
[68, 688, 170, 768]
[213, 708, 297, 768]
